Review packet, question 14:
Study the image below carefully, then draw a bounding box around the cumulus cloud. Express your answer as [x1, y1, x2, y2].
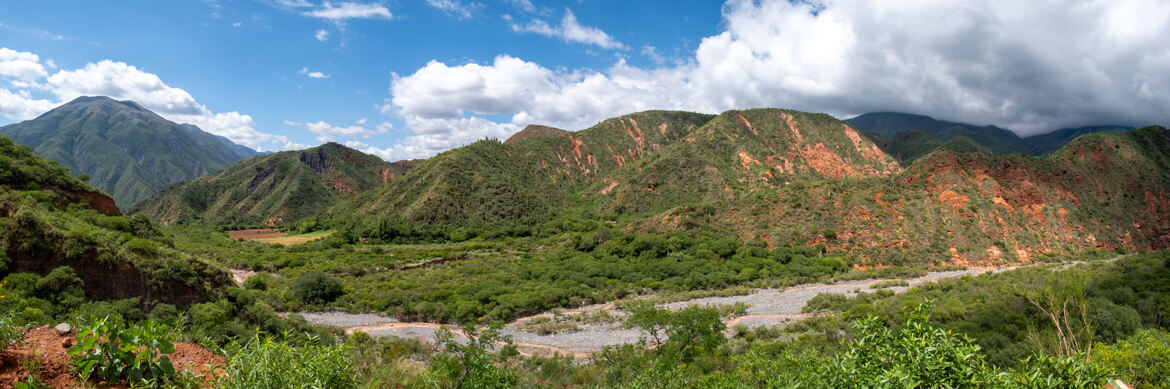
[381, 0, 1170, 161]
[315, 29, 329, 41]
[304, 2, 392, 21]
[299, 67, 330, 79]
[0, 48, 49, 82]
[426, 0, 482, 20]
[508, 9, 627, 50]
[0, 48, 287, 150]
[301, 119, 391, 139]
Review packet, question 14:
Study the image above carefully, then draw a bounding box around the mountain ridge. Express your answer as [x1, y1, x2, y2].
[0, 96, 261, 208]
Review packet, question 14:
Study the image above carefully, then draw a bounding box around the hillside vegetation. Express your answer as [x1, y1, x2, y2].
[133, 142, 411, 226]
[319, 108, 1168, 268]
[0, 96, 261, 208]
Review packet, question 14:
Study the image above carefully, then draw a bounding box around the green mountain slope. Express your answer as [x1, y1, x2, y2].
[339, 110, 716, 227]
[659, 125, 1170, 265]
[589, 108, 902, 218]
[0, 135, 229, 306]
[325, 107, 1169, 266]
[0, 96, 261, 208]
[133, 142, 408, 226]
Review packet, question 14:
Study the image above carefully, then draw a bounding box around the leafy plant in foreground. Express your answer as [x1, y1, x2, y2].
[67, 316, 177, 387]
[218, 332, 357, 389]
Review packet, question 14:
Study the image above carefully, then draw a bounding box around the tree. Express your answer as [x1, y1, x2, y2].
[291, 271, 344, 304]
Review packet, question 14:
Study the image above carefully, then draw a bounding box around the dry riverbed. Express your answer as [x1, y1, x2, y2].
[301, 268, 998, 358]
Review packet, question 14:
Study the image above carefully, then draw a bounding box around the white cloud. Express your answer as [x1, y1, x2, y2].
[0, 50, 286, 150]
[304, 2, 393, 21]
[299, 67, 330, 79]
[426, 0, 482, 20]
[273, 0, 313, 7]
[299, 119, 391, 139]
[232, 21, 243, 27]
[0, 47, 48, 82]
[383, 0, 1170, 160]
[0, 88, 55, 119]
[641, 45, 665, 65]
[315, 29, 329, 41]
[509, 9, 627, 50]
[390, 56, 554, 119]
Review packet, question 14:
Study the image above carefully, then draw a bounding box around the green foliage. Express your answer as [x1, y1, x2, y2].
[291, 271, 344, 304]
[67, 316, 178, 387]
[218, 333, 357, 389]
[827, 304, 999, 388]
[134, 142, 405, 225]
[1094, 329, 1170, 388]
[0, 310, 23, 348]
[427, 324, 518, 389]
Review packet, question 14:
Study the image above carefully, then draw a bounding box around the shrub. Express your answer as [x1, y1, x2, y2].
[0, 310, 22, 347]
[68, 316, 178, 387]
[219, 334, 357, 389]
[290, 271, 344, 304]
[1093, 329, 1170, 389]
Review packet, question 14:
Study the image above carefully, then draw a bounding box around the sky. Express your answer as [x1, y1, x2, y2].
[1, 0, 1168, 160]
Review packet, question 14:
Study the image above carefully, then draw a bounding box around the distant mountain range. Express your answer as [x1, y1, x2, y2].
[0, 96, 262, 208]
[844, 112, 1132, 161]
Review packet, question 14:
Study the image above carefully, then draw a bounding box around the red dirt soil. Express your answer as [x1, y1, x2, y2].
[227, 228, 287, 240]
[0, 326, 224, 388]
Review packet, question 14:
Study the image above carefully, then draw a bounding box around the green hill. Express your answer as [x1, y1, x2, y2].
[338, 110, 717, 228]
[133, 142, 408, 226]
[325, 107, 1169, 265]
[0, 96, 261, 209]
[0, 135, 229, 306]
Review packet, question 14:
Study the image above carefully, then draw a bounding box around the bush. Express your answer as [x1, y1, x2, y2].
[219, 334, 357, 389]
[290, 271, 344, 304]
[68, 316, 178, 387]
[1094, 329, 1170, 389]
[0, 310, 22, 347]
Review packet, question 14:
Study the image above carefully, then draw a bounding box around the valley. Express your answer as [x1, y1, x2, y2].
[2, 100, 1168, 387]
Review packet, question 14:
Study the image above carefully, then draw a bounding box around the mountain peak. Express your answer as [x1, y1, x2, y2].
[504, 124, 568, 144]
[0, 97, 261, 208]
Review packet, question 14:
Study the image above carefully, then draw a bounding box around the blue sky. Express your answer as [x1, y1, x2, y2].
[2, 1, 1169, 159]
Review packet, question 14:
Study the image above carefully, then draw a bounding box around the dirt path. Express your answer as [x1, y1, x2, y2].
[301, 267, 1026, 358]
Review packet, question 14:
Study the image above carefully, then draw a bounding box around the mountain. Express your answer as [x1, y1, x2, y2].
[337, 108, 902, 229]
[323, 107, 1169, 266]
[0, 96, 261, 209]
[133, 142, 409, 226]
[1023, 125, 1133, 155]
[336, 110, 717, 228]
[668, 124, 1170, 265]
[844, 112, 1030, 155]
[844, 112, 1134, 159]
[0, 135, 229, 305]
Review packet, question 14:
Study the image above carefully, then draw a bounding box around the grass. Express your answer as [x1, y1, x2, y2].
[253, 230, 335, 245]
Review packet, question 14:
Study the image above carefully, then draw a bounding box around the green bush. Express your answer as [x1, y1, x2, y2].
[68, 316, 178, 387]
[290, 271, 344, 304]
[218, 334, 357, 389]
[1094, 329, 1170, 389]
[0, 310, 22, 348]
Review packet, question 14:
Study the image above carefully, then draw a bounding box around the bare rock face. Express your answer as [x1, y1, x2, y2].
[299, 147, 333, 175]
[53, 323, 71, 335]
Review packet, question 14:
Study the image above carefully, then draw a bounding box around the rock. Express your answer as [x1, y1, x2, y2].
[53, 323, 71, 335]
